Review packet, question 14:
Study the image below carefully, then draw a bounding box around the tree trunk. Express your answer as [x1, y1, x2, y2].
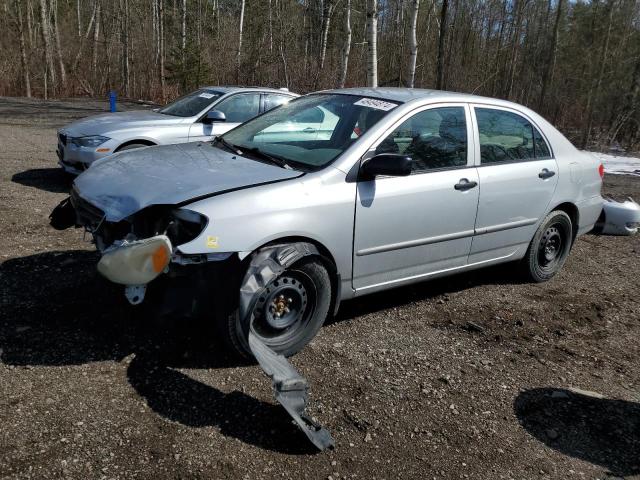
[51, 0, 66, 87]
[366, 0, 378, 87]
[237, 0, 245, 84]
[581, 0, 614, 150]
[15, 0, 32, 97]
[338, 0, 351, 88]
[76, 0, 81, 37]
[158, 0, 166, 100]
[538, 0, 563, 110]
[121, 0, 130, 96]
[92, 0, 101, 76]
[181, 0, 187, 62]
[318, 0, 334, 72]
[436, 0, 449, 90]
[406, 0, 420, 88]
[39, 0, 56, 91]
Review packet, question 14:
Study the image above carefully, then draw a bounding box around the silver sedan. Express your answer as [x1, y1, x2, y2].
[52, 88, 604, 358]
[56, 86, 298, 174]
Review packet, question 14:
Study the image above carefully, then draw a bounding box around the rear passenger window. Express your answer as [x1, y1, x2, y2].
[376, 107, 467, 173]
[264, 94, 292, 112]
[476, 108, 551, 163]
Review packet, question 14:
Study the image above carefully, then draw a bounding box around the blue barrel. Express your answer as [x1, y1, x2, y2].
[109, 91, 117, 112]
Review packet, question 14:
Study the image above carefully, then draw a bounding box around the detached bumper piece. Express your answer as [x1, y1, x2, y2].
[49, 197, 76, 230]
[597, 196, 640, 235]
[240, 244, 335, 451]
[249, 333, 334, 451]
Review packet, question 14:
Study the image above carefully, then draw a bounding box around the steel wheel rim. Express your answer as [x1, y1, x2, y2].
[538, 224, 565, 269]
[251, 271, 316, 343]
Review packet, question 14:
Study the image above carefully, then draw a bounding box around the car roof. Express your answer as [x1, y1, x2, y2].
[322, 87, 520, 109]
[201, 86, 298, 96]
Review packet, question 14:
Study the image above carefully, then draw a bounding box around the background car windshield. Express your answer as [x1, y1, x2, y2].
[222, 94, 399, 170]
[159, 89, 222, 117]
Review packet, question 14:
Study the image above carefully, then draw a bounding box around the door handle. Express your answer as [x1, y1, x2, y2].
[538, 168, 556, 179]
[454, 178, 478, 191]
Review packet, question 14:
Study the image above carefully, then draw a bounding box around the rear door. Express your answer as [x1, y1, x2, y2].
[469, 105, 558, 263]
[188, 92, 261, 142]
[352, 104, 480, 292]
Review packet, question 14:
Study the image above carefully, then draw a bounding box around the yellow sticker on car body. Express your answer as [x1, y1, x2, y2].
[206, 236, 219, 248]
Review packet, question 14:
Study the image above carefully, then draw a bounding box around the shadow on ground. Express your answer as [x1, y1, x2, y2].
[0, 250, 313, 454]
[515, 387, 640, 477]
[0, 250, 527, 453]
[12, 168, 73, 194]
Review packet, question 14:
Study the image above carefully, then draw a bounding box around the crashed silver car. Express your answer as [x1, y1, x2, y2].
[51, 88, 603, 447]
[56, 86, 297, 174]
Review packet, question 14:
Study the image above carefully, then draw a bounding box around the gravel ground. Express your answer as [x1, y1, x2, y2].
[0, 97, 639, 480]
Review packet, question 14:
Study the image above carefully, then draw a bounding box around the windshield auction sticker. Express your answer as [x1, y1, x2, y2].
[199, 92, 215, 99]
[354, 98, 398, 111]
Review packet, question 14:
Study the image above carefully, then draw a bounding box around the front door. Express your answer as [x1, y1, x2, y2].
[188, 92, 261, 142]
[468, 105, 559, 263]
[353, 104, 480, 292]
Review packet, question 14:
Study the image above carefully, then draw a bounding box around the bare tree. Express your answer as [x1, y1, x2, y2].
[366, 0, 378, 87]
[406, 0, 420, 88]
[91, 0, 101, 76]
[581, 0, 615, 149]
[158, 0, 166, 100]
[436, 0, 448, 90]
[181, 0, 186, 63]
[538, 0, 564, 110]
[318, 0, 334, 72]
[338, 0, 351, 88]
[15, 0, 32, 97]
[51, 0, 66, 87]
[39, 0, 56, 94]
[237, 0, 245, 84]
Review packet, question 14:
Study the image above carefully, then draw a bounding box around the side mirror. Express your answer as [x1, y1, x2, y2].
[203, 110, 226, 124]
[360, 154, 412, 179]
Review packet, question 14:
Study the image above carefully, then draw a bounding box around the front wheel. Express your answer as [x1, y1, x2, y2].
[522, 210, 573, 282]
[223, 257, 332, 359]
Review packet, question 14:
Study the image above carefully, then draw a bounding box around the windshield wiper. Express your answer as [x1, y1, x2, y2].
[214, 136, 241, 155]
[239, 147, 292, 170]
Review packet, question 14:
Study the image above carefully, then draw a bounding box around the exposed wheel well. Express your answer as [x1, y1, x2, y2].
[551, 202, 579, 240]
[115, 139, 156, 151]
[251, 236, 340, 316]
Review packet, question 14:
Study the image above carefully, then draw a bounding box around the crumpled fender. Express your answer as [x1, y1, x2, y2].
[598, 196, 640, 235]
[238, 243, 335, 451]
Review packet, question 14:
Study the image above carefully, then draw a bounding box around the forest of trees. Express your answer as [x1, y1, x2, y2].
[1, 0, 639, 151]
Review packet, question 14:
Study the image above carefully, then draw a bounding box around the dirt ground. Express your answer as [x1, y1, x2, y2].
[0, 96, 639, 480]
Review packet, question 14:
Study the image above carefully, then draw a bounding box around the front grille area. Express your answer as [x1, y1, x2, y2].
[70, 187, 104, 228]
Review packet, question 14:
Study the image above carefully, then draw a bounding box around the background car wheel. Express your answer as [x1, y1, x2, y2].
[116, 143, 150, 152]
[522, 210, 573, 283]
[224, 257, 332, 359]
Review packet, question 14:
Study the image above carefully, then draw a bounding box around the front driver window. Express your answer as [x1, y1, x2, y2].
[214, 93, 261, 123]
[376, 107, 468, 173]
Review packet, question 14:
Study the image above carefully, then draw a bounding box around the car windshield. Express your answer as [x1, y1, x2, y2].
[221, 94, 400, 170]
[158, 89, 222, 117]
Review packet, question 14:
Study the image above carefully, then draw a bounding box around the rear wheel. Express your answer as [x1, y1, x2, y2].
[224, 257, 331, 358]
[522, 210, 573, 282]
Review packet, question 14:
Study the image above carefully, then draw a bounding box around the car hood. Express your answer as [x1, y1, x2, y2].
[73, 142, 303, 222]
[61, 110, 182, 136]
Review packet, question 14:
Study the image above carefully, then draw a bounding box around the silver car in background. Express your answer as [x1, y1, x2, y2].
[56, 86, 298, 174]
[51, 88, 604, 359]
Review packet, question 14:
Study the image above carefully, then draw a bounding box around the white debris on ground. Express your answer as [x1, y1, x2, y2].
[588, 151, 640, 176]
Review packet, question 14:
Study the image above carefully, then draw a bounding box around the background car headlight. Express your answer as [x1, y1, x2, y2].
[71, 135, 110, 148]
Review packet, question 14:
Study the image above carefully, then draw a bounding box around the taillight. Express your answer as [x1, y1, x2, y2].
[598, 163, 605, 178]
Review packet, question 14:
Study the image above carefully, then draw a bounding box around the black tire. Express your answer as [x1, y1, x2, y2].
[522, 210, 573, 282]
[224, 256, 332, 359]
[116, 143, 151, 152]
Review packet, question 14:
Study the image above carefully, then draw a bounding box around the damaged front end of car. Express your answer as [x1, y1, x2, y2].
[49, 190, 335, 451]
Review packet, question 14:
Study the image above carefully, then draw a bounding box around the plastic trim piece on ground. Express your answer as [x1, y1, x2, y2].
[239, 243, 335, 451]
[597, 196, 640, 235]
